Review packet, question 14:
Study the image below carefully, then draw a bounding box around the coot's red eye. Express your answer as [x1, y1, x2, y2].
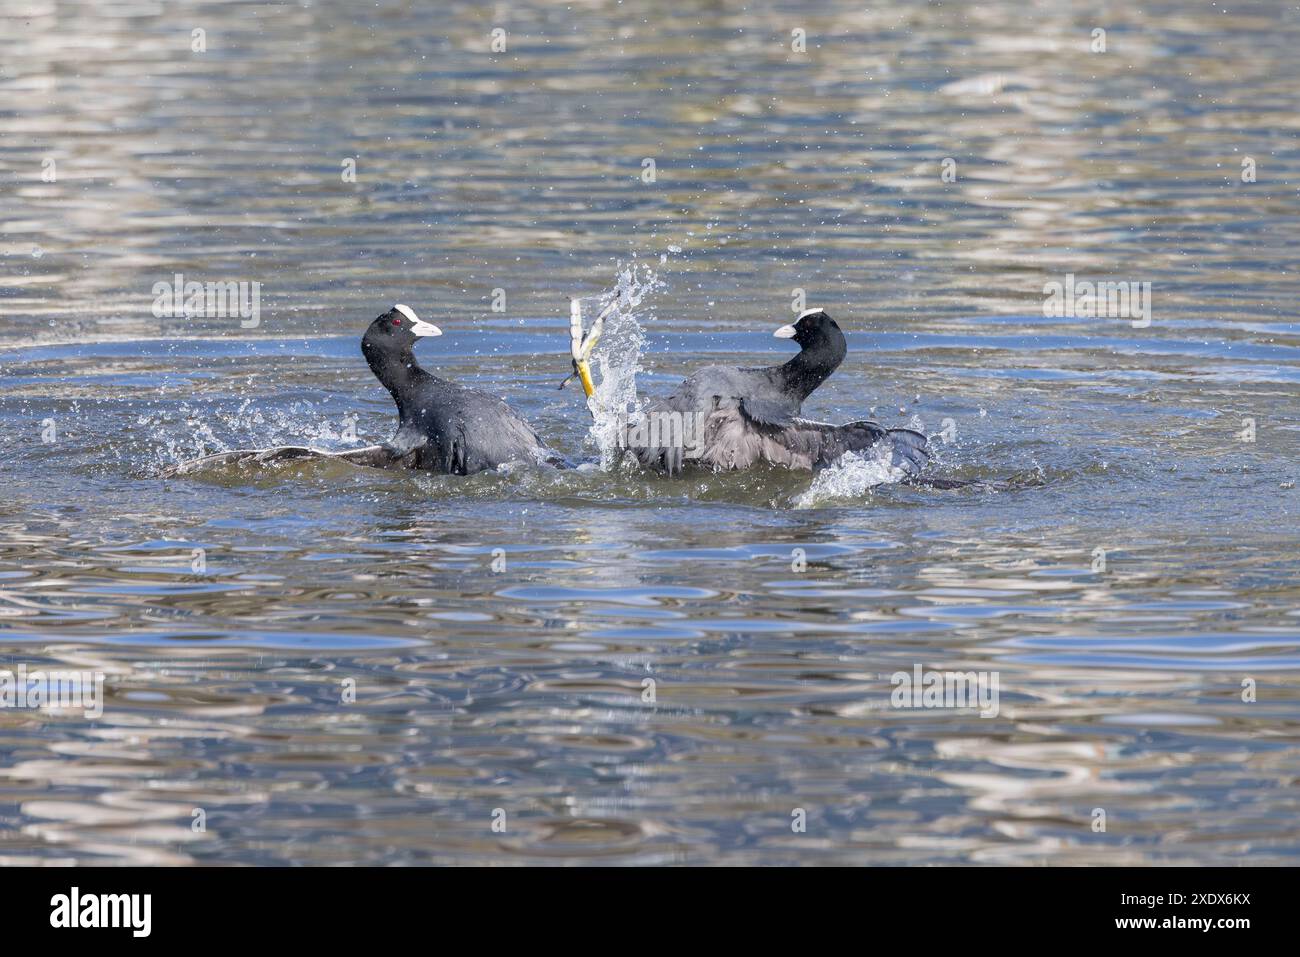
[391, 318, 402, 325]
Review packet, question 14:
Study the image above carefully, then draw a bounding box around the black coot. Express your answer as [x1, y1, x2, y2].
[361, 304, 563, 474]
[163, 304, 562, 477]
[626, 308, 928, 477]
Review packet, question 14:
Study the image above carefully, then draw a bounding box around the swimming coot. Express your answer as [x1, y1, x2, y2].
[163, 304, 563, 477]
[571, 307, 928, 477]
[361, 304, 563, 474]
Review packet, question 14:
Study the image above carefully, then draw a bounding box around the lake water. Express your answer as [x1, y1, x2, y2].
[1, 0, 1298, 865]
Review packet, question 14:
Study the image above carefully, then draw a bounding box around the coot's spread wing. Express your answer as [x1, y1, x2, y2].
[334, 444, 417, 468]
[873, 426, 928, 475]
[161, 444, 412, 477]
[738, 395, 798, 428]
[782, 420, 928, 475]
[696, 414, 929, 476]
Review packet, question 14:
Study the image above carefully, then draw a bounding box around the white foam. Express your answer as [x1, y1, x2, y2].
[793, 448, 911, 508]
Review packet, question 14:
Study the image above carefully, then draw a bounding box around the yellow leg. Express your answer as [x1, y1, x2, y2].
[576, 359, 596, 398]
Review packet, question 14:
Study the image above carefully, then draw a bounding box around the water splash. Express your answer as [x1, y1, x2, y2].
[577, 261, 664, 468]
[144, 400, 375, 471]
[792, 447, 913, 508]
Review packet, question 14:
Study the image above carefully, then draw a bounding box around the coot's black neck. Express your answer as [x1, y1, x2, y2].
[363, 339, 425, 405]
[776, 331, 846, 402]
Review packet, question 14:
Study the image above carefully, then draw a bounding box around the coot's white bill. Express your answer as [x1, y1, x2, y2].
[393, 303, 441, 337]
[773, 324, 797, 338]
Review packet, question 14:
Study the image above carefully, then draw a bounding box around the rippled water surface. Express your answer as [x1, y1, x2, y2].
[1, 0, 1299, 865]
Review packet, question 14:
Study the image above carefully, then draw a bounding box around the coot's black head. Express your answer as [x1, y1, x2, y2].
[774, 308, 844, 353]
[361, 304, 441, 359]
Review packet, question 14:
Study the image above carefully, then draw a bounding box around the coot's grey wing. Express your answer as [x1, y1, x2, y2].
[334, 444, 415, 469]
[775, 420, 929, 476]
[694, 404, 838, 471]
[161, 444, 412, 477]
[694, 413, 929, 477]
[641, 373, 705, 418]
[738, 395, 798, 428]
[874, 427, 929, 476]
[161, 446, 317, 476]
[643, 364, 770, 418]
